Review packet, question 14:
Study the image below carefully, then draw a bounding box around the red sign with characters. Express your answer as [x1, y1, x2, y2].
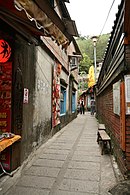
[0, 39, 12, 170]
[0, 39, 11, 63]
[0, 62, 12, 133]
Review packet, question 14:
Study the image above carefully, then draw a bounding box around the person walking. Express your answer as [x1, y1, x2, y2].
[77, 102, 80, 114]
[90, 97, 95, 115]
[80, 100, 85, 114]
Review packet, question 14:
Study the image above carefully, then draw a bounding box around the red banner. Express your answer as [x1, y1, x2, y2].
[0, 61, 12, 170]
[52, 63, 61, 127]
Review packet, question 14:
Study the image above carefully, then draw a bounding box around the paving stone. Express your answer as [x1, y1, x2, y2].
[78, 139, 97, 143]
[24, 166, 60, 177]
[49, 142, 74, 146]
[72, 154, 101, 162]
[81, 133, 97, 136]
[74, 150, 100, 156]
[76, 145, 99, 150]
[44, 149, 70, 154]
[48, 145, 72, 150]
[58, 139, 78, 142]
[54, 189, 98, 195]
[39, 153, 67, 160]
[5, 186, 50, 195]
[77, 143, 98, 147]
[64, 168, 100, 181]
[32, 159, 64, 168]
[80, 136, 97, 139]
[59, 178, 99, 194]
[16, 175, 55, 189]
[68, 161, 100, 171]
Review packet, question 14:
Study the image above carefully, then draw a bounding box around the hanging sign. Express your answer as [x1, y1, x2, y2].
[23, 88, 29, 104]
[0, 59, 12, 170]
[88, 65, 95, 88]
[0, 39, 11, 63]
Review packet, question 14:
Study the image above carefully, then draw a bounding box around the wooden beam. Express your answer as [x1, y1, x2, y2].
[120, 81, 126, 151]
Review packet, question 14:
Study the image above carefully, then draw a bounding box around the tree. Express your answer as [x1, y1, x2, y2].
[76, 34, 110, 74]
[79, 53, 92, 74]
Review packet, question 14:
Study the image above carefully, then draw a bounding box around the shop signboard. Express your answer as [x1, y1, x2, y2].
[0, 39, 12, 170]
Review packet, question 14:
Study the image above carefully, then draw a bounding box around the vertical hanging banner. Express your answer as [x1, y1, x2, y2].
[0, 63, 12, 133]
[88, 65, 95, 88]
[0, 39, 12, 170]
[52, 62, 61, 127]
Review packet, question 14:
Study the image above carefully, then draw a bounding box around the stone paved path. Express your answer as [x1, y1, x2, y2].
[0, 112, 118, 195]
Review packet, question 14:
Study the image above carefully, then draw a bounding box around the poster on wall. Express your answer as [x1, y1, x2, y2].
[52, 62, 61, 127]
[113, 81, 120, 115]
[0, 63, 12, 133]
[0, 39, 12, 170]
[125, 75, 130, 114]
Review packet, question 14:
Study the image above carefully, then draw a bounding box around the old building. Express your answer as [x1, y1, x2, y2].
[0, 0, 81, 173]
[96, 0, 130, 177]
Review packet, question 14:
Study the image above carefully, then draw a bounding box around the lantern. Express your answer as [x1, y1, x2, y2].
[0, 39, 11, 63]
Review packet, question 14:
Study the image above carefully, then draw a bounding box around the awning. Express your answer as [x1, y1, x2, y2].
[0, 0, 70, 48]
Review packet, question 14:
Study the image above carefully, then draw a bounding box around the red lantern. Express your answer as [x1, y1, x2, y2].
[0, 39, 11, 63]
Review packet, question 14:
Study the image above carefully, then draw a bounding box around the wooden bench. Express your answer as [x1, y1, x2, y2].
[98, 123, 106, 130]
[97, 130, 111, 155]
[97, 124, 111, 155]
[97, 123, 106, 143]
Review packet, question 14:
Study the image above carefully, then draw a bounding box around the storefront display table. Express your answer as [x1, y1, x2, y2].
[0, 135, 21, 177]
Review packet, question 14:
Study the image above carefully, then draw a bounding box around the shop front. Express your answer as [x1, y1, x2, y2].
[0, 22, 21, 173]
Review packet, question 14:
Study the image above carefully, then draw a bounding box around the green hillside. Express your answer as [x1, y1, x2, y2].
[76, 34, 110, 74]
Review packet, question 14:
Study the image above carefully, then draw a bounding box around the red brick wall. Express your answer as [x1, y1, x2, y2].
[126, 117, 130, 175]
[97, 85, 127, 176]
[125, 46, 130, 176]
[97, 85, 120, 137]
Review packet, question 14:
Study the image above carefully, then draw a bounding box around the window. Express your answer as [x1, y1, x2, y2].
[60, 86, 66, 115]
[72, 92, 76, 112]
[70, 57, 78, 67]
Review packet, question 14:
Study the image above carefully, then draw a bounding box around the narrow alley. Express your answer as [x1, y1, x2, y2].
[0, 112, 120, 195]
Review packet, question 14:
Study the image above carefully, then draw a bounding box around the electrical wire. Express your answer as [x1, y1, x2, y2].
[97, 0, 116, 42]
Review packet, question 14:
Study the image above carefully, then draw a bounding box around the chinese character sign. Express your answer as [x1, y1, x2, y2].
[0, 61, 12, 133]
[88, 65, 95, 88]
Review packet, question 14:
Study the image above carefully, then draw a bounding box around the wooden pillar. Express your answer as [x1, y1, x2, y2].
[120, 81, 126, 151]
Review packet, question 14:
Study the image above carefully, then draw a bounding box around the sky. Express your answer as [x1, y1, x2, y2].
[66, 0, 122, 36]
